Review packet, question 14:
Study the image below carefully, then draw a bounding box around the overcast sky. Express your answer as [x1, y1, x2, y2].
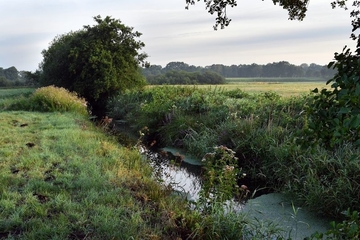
[0, 0, 357, 71]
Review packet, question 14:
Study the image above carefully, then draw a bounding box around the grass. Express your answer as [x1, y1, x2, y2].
[3, 85, 358, 239]
[0, 111, 193, 239]
[2, 87, 286, 239]
[221, 82, 327, 97]
[0, 87, 198, 239]
[151, 78, 329, 97]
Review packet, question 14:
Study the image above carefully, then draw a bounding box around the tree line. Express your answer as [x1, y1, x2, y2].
[145, 70, 225, 85]
[142, 61, 336, 80]
[0, 67, 35, 87]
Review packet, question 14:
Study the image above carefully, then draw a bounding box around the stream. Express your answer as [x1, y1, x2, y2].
[142, 146, 332, 239]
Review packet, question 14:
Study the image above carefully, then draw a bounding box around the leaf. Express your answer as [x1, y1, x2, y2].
[355, 83, 360, 96]
[327, 61, 335, 69]
[339, 107, 351, 114]
[349, 115, 360, 129]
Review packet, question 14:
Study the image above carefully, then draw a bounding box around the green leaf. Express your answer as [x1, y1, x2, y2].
[349, 115, 360, 129]
[339, 107, 351, 114]
[328, 61, 335, 69]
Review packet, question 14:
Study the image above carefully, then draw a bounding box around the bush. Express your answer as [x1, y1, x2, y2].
[30, 86, 88, 115]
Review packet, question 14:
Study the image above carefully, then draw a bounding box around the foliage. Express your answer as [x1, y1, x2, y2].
[310, 209, 360, 239]
[108, 85, 360, 220]
[185, 0, 356, 30]
[185, 0, 309, 30]
[199, 146, 244, 209]
[305, 43, 360, 148]
[39, 15, 147, 117]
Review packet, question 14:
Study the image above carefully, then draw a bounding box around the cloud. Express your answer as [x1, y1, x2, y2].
[0, 0, 357, 70]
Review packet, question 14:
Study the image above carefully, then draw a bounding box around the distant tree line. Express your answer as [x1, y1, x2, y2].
[0, 66, 37, 87]
[146, 70, 225, 85]
[142, 61, 336, 81]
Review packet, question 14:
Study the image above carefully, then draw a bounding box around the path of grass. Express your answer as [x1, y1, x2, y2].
[0, 111, 190, 239]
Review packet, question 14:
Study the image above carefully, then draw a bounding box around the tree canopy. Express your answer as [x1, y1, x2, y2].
[186, 0, 359, 33]
[39, 15, 147, 117]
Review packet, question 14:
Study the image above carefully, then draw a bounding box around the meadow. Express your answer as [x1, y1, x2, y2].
[0, 87, 298, 239]
[160, 78, 328, 97]
[1, 85, 359, 239]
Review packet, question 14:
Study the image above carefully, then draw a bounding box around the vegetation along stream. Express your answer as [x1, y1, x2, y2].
[138, 144, 332, 239]
[109, 85, 360, 238]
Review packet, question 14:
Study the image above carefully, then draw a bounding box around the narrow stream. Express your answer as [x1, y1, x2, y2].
[141, 146, 332, 239]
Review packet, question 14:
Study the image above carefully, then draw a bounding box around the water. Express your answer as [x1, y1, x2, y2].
[142, 146, 202, 201]
[142, 146, 332, 239]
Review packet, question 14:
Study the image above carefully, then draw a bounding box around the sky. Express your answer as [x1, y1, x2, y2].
[0, 0, 357, 71]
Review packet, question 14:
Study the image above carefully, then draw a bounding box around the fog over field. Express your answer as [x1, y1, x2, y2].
[0, 0, 356, 71]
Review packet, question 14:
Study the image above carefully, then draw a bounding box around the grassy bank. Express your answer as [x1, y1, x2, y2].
[0, 88, 197, 239]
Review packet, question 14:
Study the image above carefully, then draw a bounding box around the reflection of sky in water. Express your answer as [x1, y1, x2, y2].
[143, 147, 203, 201]
[160, 162, 202, 201]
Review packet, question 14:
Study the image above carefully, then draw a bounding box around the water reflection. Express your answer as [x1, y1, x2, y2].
[141, 146, 202, 201]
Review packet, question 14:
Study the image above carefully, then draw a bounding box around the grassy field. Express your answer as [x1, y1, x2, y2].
[0, 88, 195, 239]
[153, 78, 329, 97]
[224, 78, 327, 96]
[226, 77, 326, 83]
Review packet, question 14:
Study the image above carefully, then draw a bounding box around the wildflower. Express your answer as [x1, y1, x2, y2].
[223, 165, 234, 172]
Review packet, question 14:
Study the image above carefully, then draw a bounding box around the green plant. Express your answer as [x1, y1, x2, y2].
[199, 146, 245, 212]
[310, 209, 360, 239]
[305, 44, 360, 148]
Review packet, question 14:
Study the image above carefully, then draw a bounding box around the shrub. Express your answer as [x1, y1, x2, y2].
[30, 86, 88, 115]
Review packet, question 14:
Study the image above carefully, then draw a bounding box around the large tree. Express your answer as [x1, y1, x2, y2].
[39, 15, 147, 117]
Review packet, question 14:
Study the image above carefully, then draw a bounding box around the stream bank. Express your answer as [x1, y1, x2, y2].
[139, 145, 332, 239]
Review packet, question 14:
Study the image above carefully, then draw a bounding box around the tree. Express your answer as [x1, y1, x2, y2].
[4, 66, 19, 81]
[39, 15, 147, 117]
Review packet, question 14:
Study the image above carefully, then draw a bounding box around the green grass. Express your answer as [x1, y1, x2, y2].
[226, 77, 325, 83]
[224, 78, 327, 97]
[0, 88, 201, 239]
[0, 111, 198, 239]
[152, 78, 329, 97]
[0, 88, 35, 99]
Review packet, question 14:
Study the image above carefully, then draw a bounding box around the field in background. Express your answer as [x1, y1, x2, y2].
[172, 78, 328, 97]
[225, 78, 328, 97]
